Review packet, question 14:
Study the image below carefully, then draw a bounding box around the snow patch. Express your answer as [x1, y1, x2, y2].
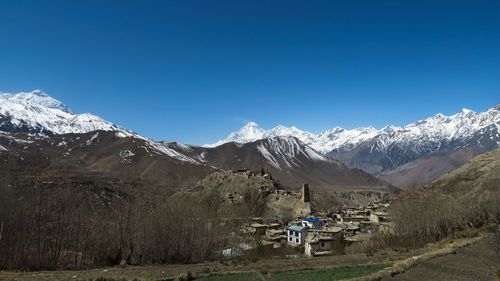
[147, 141, 199, 164]
[115, 131, 128, 138]
[57, 141, 67, 147]
[86, 133, 99, 145]
[257, 144, 281, 169]
[119, 150, 135, 164]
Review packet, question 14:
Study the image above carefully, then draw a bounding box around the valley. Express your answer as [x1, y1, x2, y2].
[0, 91, 498, 281]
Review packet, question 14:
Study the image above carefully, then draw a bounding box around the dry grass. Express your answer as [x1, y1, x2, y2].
[345, 232, 490, 281]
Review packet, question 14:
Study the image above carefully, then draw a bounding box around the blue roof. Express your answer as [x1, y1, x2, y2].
[288, 225, 304, 232]
[303, 218, 324, 222]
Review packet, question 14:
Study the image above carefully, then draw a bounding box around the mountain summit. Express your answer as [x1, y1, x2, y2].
[209, 121, 266, 147]
[0, 89, 74, 113]
[0, 90, 128, 135]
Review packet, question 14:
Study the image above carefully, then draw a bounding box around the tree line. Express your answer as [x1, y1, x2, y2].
[0, 179, 234, 270]
[390, 185, 500, 242]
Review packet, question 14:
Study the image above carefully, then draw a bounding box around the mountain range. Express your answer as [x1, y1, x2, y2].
[208, 104, 500, 187]
[1, 89, 498, 189]
[0, 90, 393, 200]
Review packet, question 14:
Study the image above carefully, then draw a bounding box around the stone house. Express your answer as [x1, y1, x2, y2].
[305, 236, 334, 257]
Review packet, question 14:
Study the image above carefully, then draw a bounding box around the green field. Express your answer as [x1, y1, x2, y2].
[195, 273, 261, 281]
[195, 263, 391, 281]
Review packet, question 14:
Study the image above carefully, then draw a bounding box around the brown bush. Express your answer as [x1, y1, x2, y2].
[390, 187, 500, 243]
[0, 178, 235, 270]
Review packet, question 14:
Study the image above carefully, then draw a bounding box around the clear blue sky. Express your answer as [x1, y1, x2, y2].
[0, 0, 499, 144]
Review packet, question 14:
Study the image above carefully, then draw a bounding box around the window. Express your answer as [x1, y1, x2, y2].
[289, 237, 292, 242]
[296, 238, 299, 243]
[321, 242, 325, 247]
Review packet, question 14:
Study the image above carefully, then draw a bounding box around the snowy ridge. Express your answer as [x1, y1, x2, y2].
[0, 90, 202, 164]
[126, 134, 201, 164]
[0, 90, 130, 135]
[1, 89, 73, 113]
[208, 122, 265, 147]
[207, 104, 500, 154]
[256, 136, 330, 169]
[147, 141, 199, 164]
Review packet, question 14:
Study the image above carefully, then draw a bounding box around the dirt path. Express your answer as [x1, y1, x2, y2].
[383, 236, 500, 281]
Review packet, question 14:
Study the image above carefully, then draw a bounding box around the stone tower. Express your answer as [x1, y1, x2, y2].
[301, 183, 310, 203]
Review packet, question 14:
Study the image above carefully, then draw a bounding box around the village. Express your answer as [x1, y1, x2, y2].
[225, 170, 394, 258]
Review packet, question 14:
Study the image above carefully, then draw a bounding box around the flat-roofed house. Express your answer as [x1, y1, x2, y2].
[305, 236, 334, 257]
[302, 218, 325, 230]
[287, 225, 308, 245]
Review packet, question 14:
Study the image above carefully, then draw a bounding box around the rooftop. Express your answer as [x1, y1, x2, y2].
[303, 218, 325, 222]
[288, 225, 304, 232]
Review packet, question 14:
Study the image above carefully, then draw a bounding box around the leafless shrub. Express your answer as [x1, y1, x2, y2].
[390, 187, 500, 242]
[0, 180, 234, 270]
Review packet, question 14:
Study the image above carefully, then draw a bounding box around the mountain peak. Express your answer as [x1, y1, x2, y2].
[382, 124, 400, 133]
[243, 121, 259, 127]
[236, 121, 265, 137]
[3, 89, 73, 114]
[29, 89, 49, 97]
[203, 121, 265, 147]
[458, 108, 473, 115]
[0, 89, 131, 135]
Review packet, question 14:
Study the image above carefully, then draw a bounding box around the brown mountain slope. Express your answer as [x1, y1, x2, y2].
[171, 170, 313, 218]
[432, 147, 500, 192]
[379, 147, 480, 188]
[0, 131, 216, 195]
[389, 148, 500, 241]
[0, 131, 397, 199]
[173, 137, 397, 193]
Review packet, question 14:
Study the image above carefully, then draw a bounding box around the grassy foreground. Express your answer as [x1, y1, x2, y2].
[195, 264, 391, 281]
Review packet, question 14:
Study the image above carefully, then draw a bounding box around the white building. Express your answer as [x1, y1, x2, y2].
[301, 218, 325, 230]
[287, 225, 308, 245]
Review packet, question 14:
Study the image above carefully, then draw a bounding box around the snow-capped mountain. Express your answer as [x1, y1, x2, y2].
[208, 104, 500, 186]
[206, 122, 318, 148]
[0, 89, 395, 193]
[3, 89, 498, 188]
[208, 121, 266, 147]
[253, 136, 329, 170]
[0, 90, 209, 164]
[206, 122, 387, 152]
[328, 105, 500, 180]
[0, 90, 130, 135]
[2, 89, 74, 113]
[208, 104, 500, 155]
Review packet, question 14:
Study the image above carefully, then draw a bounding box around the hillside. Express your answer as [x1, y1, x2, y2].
[432, 147, 500, 193]
[389, 148, 500, 241]
[0, 131, 216, 195]
[185, 137, 394, 191]
[171, 170, 313, 218]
